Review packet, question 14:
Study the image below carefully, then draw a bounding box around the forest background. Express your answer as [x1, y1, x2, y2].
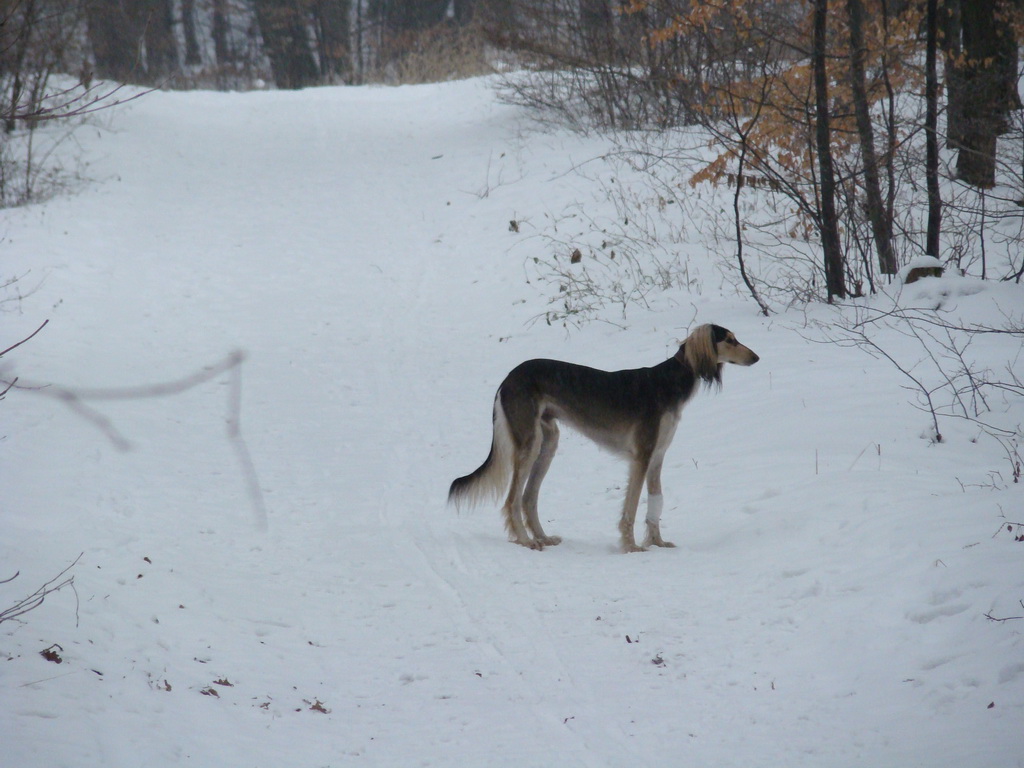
[2, 0, 1024, 299]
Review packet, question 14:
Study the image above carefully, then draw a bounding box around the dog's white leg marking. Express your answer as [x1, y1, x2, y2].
[522, 418, 562, 547]
[643, 413, 678, 548]
[643, 458, 675, 548]
[643, 493, 675, 548]
[646, 493, 663, 524]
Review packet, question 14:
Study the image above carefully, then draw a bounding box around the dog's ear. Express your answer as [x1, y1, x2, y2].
[710, 324, 730, 344]
[683, 325, 723, 388]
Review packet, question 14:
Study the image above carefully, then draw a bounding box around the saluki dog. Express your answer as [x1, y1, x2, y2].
[448, 324, 759, 552]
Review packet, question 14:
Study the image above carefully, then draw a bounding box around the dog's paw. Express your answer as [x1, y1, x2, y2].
[649, 538, 676, 548]
[516, 537, 545, 551]
[622, 542, 648, 554]
[537, 535, 562, 546]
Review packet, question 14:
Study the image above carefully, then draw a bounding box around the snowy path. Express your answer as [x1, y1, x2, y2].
[2, 79, 1022, 767]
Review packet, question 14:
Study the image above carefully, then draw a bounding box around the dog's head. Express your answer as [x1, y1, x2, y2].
[710, 324, 760, 366]
[682, 324, 759, 387]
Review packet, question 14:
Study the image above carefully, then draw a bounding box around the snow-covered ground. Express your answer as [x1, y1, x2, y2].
[2, 78, 1022, 767]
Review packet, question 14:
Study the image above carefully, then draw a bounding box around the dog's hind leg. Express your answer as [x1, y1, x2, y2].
[501, 429, 544, 550]
[618, 455, 651, 553]
[522, 416, 562, 547]
[642, 454, 675, 548]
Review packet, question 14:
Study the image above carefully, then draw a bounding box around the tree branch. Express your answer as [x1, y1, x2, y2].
[0, 319, 49, 358]
[2, 351, 268, 529]
[0, 553, 82, 627]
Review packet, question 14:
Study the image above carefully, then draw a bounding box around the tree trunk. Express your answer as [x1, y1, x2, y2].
[85, 0, 145, 83]
[140, 0, 179, 82]
[953, 0, 1016, 188]
[477, 0, 515, 39]
[940, 0, 964, 149]
[578, 0, 614, 60]
[812, 0, 846, 300]
[733, 137, 771, 316]
[370, 0, 448, 66]
[253, 0, 320, 89]
[453, 0, 477, 25]
[354, 0, 364, 83]
[846, 0, 896, 276]
[181, 0, 203, 67]
[212, 0, 232, 66]
[372, 0, 447, 33]
[3, 0, 37, 132]
[992, 0, 1023, 117]
[313, 0, 352, 82]
[925, 0, 941, 258]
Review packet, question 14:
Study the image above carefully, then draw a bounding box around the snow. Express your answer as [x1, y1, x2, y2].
[2, 77, 1022, 767]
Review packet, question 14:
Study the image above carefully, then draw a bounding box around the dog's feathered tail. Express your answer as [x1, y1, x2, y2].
[448, 390, 513, 510]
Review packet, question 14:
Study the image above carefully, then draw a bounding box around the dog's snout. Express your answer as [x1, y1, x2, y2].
[749, 352, 760, 364]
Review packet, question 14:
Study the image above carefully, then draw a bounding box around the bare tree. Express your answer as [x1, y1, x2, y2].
[925, 0, 941, 258]
[84, 4, 130, 81]
[142, 0, 178, 81]
[314, 0, 353, 82]
[252, 0, 320, 89]
[846, 0, 896, 276]
[181, 0, 203, 67]
[949, 0, 1023, 188]
[211, 0, 233, 70]
[812, 0, 846, 300]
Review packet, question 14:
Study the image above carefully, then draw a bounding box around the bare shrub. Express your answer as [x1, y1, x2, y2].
[1, 0, 147, 207]
[0, 553, 81, 627]
[490, 0, 799, 131]
[366, 23, 496, 86]
[517, 152, 702, 327]
[815, 296, 1024, 480]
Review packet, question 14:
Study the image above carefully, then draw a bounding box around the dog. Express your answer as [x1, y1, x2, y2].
[448, 324, 759, 552]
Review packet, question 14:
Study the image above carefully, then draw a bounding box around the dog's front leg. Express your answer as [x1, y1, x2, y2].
[643, 494, 676, 548]
[618, 459, 649, 552]
[642, 455, 675, 548]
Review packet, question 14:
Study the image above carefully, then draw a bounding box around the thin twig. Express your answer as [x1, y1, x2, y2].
[0, 553, 82, 626]
[19, 670, 85, 688]
[992, 521, 1024, 539]
[0, 319, 49, 358]
[984, 602, 1024, 623]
